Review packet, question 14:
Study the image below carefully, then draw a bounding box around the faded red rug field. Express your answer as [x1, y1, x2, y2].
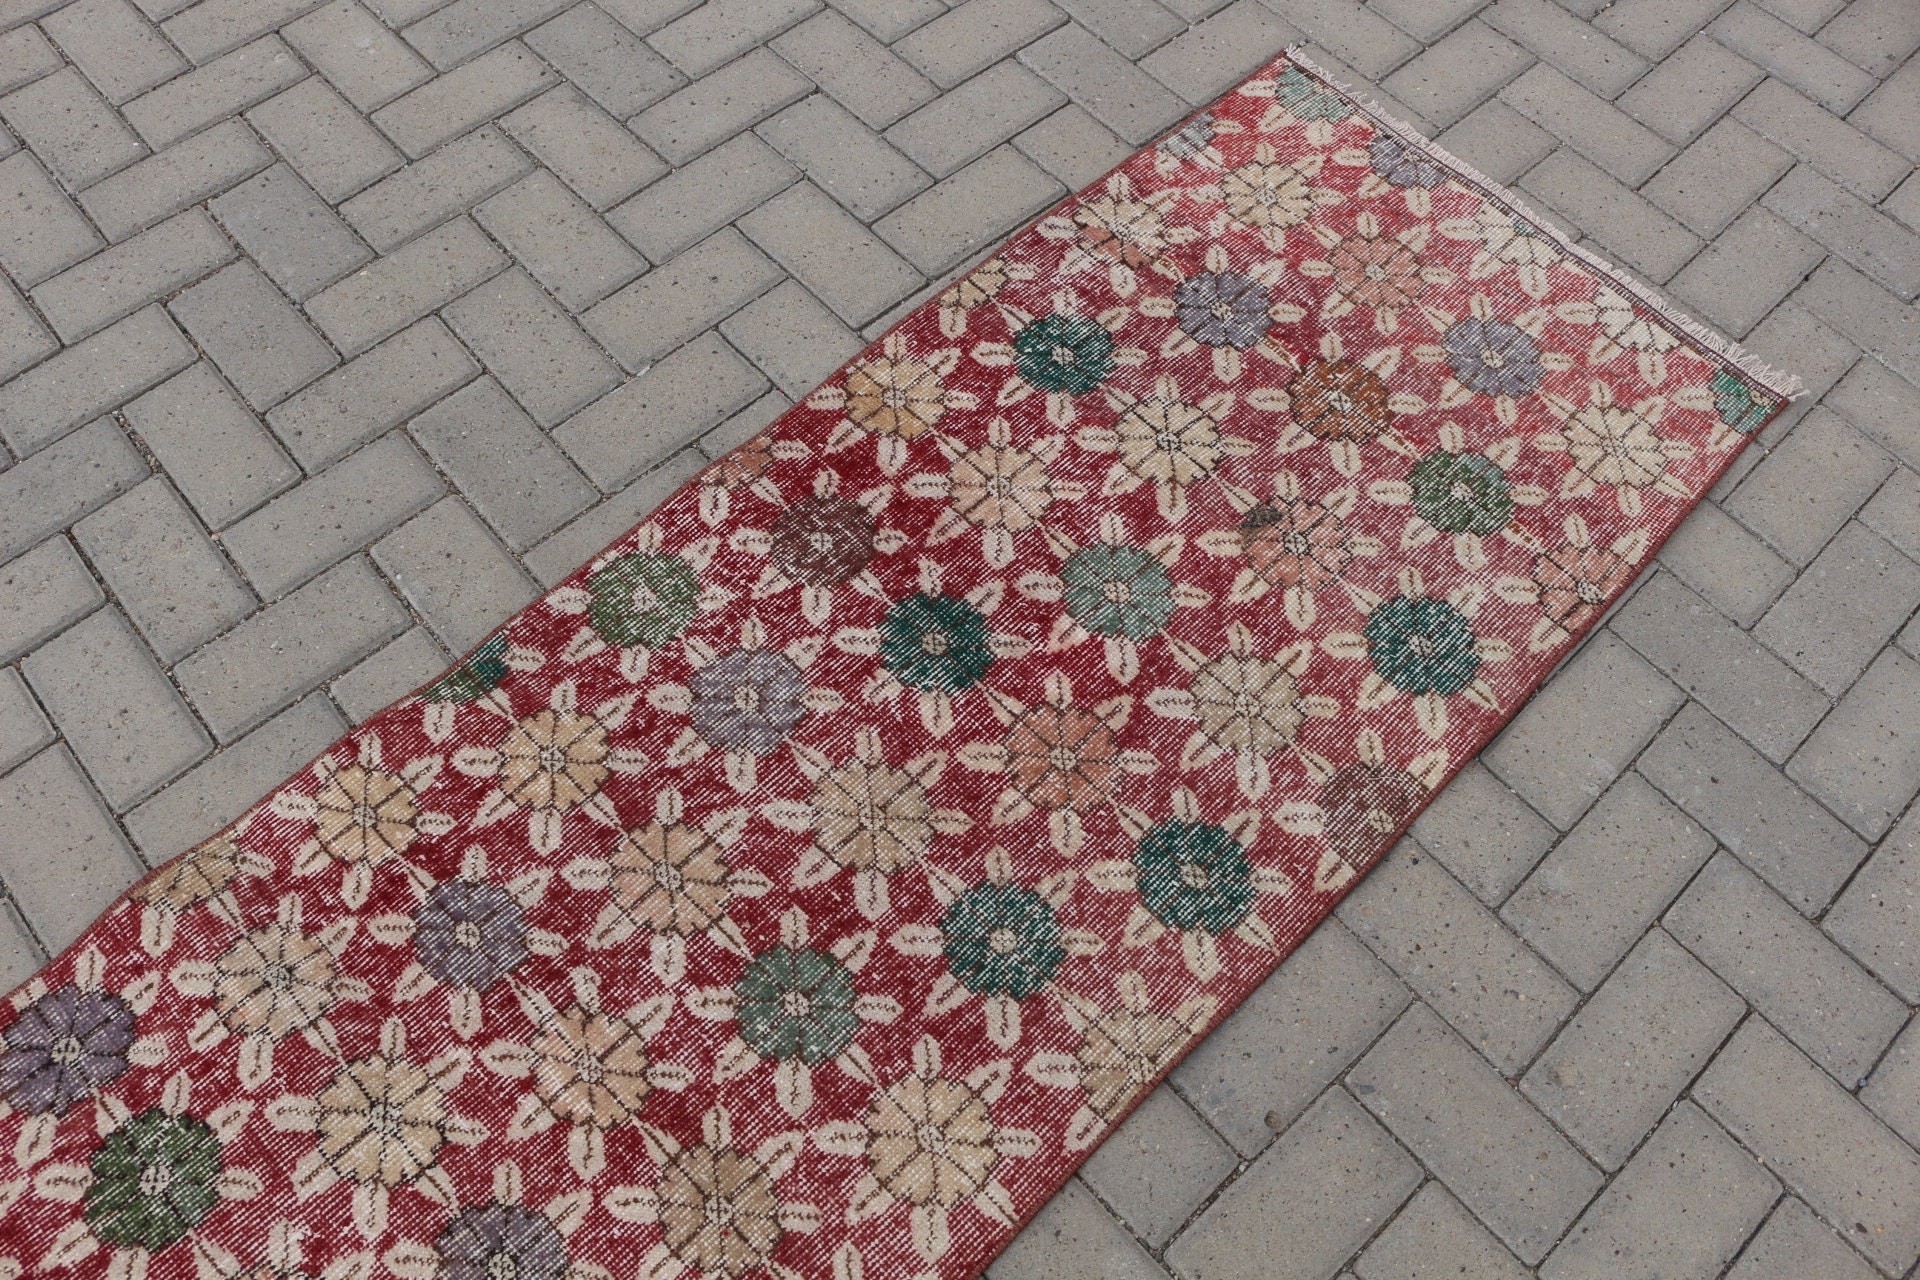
[0, 49, 1796, 1280]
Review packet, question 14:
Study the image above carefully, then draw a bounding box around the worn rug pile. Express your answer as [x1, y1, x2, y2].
[0, 49, 1796, 1280]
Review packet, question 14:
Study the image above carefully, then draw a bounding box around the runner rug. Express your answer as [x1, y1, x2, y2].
[1, 48, 1798, 1280]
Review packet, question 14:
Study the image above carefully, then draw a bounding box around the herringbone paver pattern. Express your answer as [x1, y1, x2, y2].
[0, 0, 1916, 1273]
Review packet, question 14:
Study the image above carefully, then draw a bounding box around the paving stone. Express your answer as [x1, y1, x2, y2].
[0, 668, 54, 777]
[0, 26, 63, 96]
[77, 119, 274, 243]
[499, 85, 668, 212]
[1610, 573, 1830, 764]
[1268, 0, 1419, 81]
[209, 163, 373, 301]
[1485, 0, 1648, 97]
[524, 2, 685, 117]
[1709, 2, 1876, 114]
[1432, 97, 1555, 185]
[0, 153, 104, 289]
[631, 51, 811, 170]
[1643, 118, 1791, 241]
[522, 446, 707, 584]
[23, 608, 211, 809]
[123, 692, 347, 859]
[0, 279, 53, 385]
[1365, 0, 1485, 41]
[697, 386, 788, 460]
[1014, 102, 1133, 190]
[1354, 1182, 1529, 1280]
[122, 365, 297, 531]
[608, 133, 798, 263]
[169, 260, 340, 410]
[1077, 1085, 1238, 1247]
[246, 77, 405, 203]
[1498, 63, 1672, 187]
[773, 10, 937, 128]
[0, 68, 148, 189]
[584, 228, 784, 367]
[1019, 23, 1187, 143]
[1520, 148, 1703, 284]
[123, 36, 308, 150]
[1501, 771, 1714, 990]
[161, 0, 326, 62]
[1755, 522, 1920, 694]
[1793, 259, 1920, 389]
[1168, 1088, 1420, 1280]
[340, 126, 532, 253]
[372, 496, 539, 651]
[1138, 0, 1297, 104]
[1749, 0, 1844, 32]
[1730, 79, 1910, 202]
[1171, 918, 1409, 1156]
[370, 41, 557, 158]
[1052, 0, 1185, 62]
[1541, 1102, 1778, 1280]
[401, 0, 573, 69]
[330, 626, 449, 723]
[555, 331, 768, 488]
[0, 419, 150, 563]
[648, 0, 821, 77]
[719, 280, 862, 397]
[0, 747, 148, 950]
[0, 305, 196, 458]
[895, 0, 1066, 89]
[0, 537, 104, 665]
[1770, 166, 1920, 301]
[1378, 20, 1530, 129]
[877, 144, 1062, 272]
[1852, 55, 1920, 160]
[1408, 759, 1555, 905]
[407, 376, 597, 548]
[1338, 841, 1576, 1071]
[1788, 646, 1920, 839]
[1726, 304, 1859, 447]
[266, 319, 475, 471]
[1592, 0, 1732, 61]
[442, 268, 621, 425]
[1818, 0, 1920, 76]
[738, 181, 921, 325]
[361, 0, 447, 23]
[1862, 1017, 1920, 1149]
[887, 60, 1064, 179]
[1695, 1019, 1920, 1276]
[1862, 468, 1920, 568]
[306, 217, 507, 357]
[1480, 630, 1682, 830]
[819, 0, 940, 42]
[73, 479, 255, 663]
[1825, 799, 1920, 1003]
[473, 177, 641, 316]
[1617, 33, 1763, 145]
[30, 209, 235, 344]
[1723, 1198, 1882, 1280]
[1349, 1004, 1603, 1265]
[283, 0, 432, 110]
[1728, 408, 1896, 569]
[986, 1178, 1165, 1280]
[175, 556, 410, 741]
[1668, 851, 1905, 1085]
[758, 95, 932, 221]
[1657, 500, 1795, 626]
[222, 432, 445, 596]
[1829, 357, 1920, 475]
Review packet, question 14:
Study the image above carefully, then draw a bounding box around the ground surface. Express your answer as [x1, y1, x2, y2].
[0, 0, 1916, 1274]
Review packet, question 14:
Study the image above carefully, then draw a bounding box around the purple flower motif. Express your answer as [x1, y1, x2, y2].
[1368, 134, 1445, 189]
[414, 881, 528, 991]
[1442, 317, 1546, 398]
[690, 650, 809, 756]
[1160, 112, 1215, 159]
[0, 983, 136, 1115]
[437, 1204, 569, 1280]
[1173, 271, 1273, 350]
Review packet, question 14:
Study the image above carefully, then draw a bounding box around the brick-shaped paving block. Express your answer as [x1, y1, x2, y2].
[1485, 0, 1646, 95]
[0, 419, 150, 564]
[608, 133, 798, 264]
[442, 268, 622, 426]
[1379, 20, 1529, 130]
[499, 85, 669, 212]
[122, 363, 300, 529]
[584, 229, 783, 368]
[0, 68, 148, 189]
[1765, 165, 1920, 301]
[402, 0, 573, 70]
[1829, 356, 1920, 474]
[1270, 0, 1418, 80]
[372, 497, 540, 653]
[646, 0, 821, 78]
[0, 152, 105, 288]
[22, 607, 211, 810]
[72, 478, 256, 663]
[1354, 1182, 1530, 1280]
[555, 331, 768, 488]
[719, 280, 862, 398]
[1481, 630, 1682, 830]
[1862, 1017, 1920, 1150]
[0, 26, 62, 96]
[894, 0, 1064, 88]
[1754, 521, 1920, 694]
[1338, 841, 1575, 1071]
[1013, 102, 1132, 189]
[0, 537, 104, 665]
[1018, 23, 1186, 143]
[1793, 260, 1920, 389]
[770, 10, 935, 128]
[1349, 1004, 1603, 1264]
[122, 36, 308, 151]
[330, 627, 449, 724]
[739, 181, 922, 326]
[1695, 1018, 1920, 1275]
[1521, 148, 1704, 284]
[0, 748, 149, 951]
[1709, 1, 1876, 114]
[340, 126, 533, 254]
[1498, 63, 1672, 187]
[209, 162, 373, 301]
[887, 60, 1066, 179]
[267, 317, 477, 470]
[407, 376, 597, 551]
[1617, 33, 1762, 144]
[523, 447, 708, 586]
[876, 145, 1062, 273]
[1643, 117, 1791, 239]
[39, 0, 187, 105]
[1656, 500, 1795, 626]
[1825, 806, 1920, 1002]
[757, 95, 934, 223]
[0, 279, 53, 384]
[78, 119, 273, 243]
[1731, 79, 1908, 201]
[1522, 928, 1744, 1170]
[1788, 646, 1920, 839]
[1668, 206, 1828, 338]
[0, 668, 54, 778]
[1408, 759, 1554, 906]
[1053, 0, 1186, 62]
[175, 556, 410, 741]
[168, 259, 340, 409]
[1723, 1198, 1881, 1280]
[161, 0, 323, 63]
[246, 77, 404, 203]
[1167, 1088, 1421, 1280]
[523, 2, 685, 118]
[1171, 918, 1409, 1156]
[474, 171, 648, 314]
[1077, 1085, 1237, 1247]
[370, 41, 557, 158]
[986, 1178, 1165, 1280]
[305, 217, 507, 357]
[283, 0, 433, 111]
[30, 209, 235, 344]
[1727, 407, 1896, 566]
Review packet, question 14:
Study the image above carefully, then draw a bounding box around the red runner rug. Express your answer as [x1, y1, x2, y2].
[0, 49, 1796, 1280]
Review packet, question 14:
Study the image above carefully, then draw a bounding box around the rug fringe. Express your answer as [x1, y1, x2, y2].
[1282, 46, 1807, 403]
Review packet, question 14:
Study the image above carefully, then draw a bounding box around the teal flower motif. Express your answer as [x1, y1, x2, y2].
[85, 1109, 223, 1251]
[1275, 66, 1353, 123]
[586, 552, 701, 649]
[1062, 545, 1176, 639]
[1134, 821, 1255, 935]
[1013, 315, 1116, 394]
[1365, 596, 1480, 696]
[734, 946, 860, 1064]
[1711, 369, 1772, 434]
[423, 635, 510, 703]
[880, 593, 995, 691]
[941, 883, 1065, 999]
[1409, 451, 1513, 534]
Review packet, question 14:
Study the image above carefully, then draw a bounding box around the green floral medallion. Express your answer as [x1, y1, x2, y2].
[1061, 545, 1176, 639]
[1409, 450, 1513, 534]
[735, 946, 859, 1064]
[1711, 369, 1771, 435]
[586, 552, 701, 649]
[85, 1109, 222, 1251]
[1013, 315, 1116, 394]
[879, 593, 995, 691]
[1134, 821, 1256, 935]
[1365, 596, 1480, 695]
[423, 634, 511, 704]
[941, 883, 1066, 999]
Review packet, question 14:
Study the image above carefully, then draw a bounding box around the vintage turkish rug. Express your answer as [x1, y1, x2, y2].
[0, 48, 1797, 1280]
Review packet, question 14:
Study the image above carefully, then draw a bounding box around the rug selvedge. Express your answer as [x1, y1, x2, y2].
[0, 50, 1791, 1280]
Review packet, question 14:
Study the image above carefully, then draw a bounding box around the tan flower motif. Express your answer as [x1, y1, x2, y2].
[1441, 205, 1561, 300]
[936, 256, 1036, 338]
[1084, 375, 1250, 518]
[864, 1072, 999, 1209]
[214, 920, 341, 1041]
[313, 762, 422, 866]
[314, 1056, 451, 1188]
[1561, 403, 1668, 489]
[611, 822, 734, 937]
[529, 1004, 656, 1131]
[844, 341, 947, 440]
[1190, 653, 1306, 755]
[1033, 974, 1218, 1150]
[1072, 189, 1172, 270]
[948, 439, 1055, 534]
[133, 836, 245, 912]
[1218, 158, 1315, 232]
[455, 680, 642, 855]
